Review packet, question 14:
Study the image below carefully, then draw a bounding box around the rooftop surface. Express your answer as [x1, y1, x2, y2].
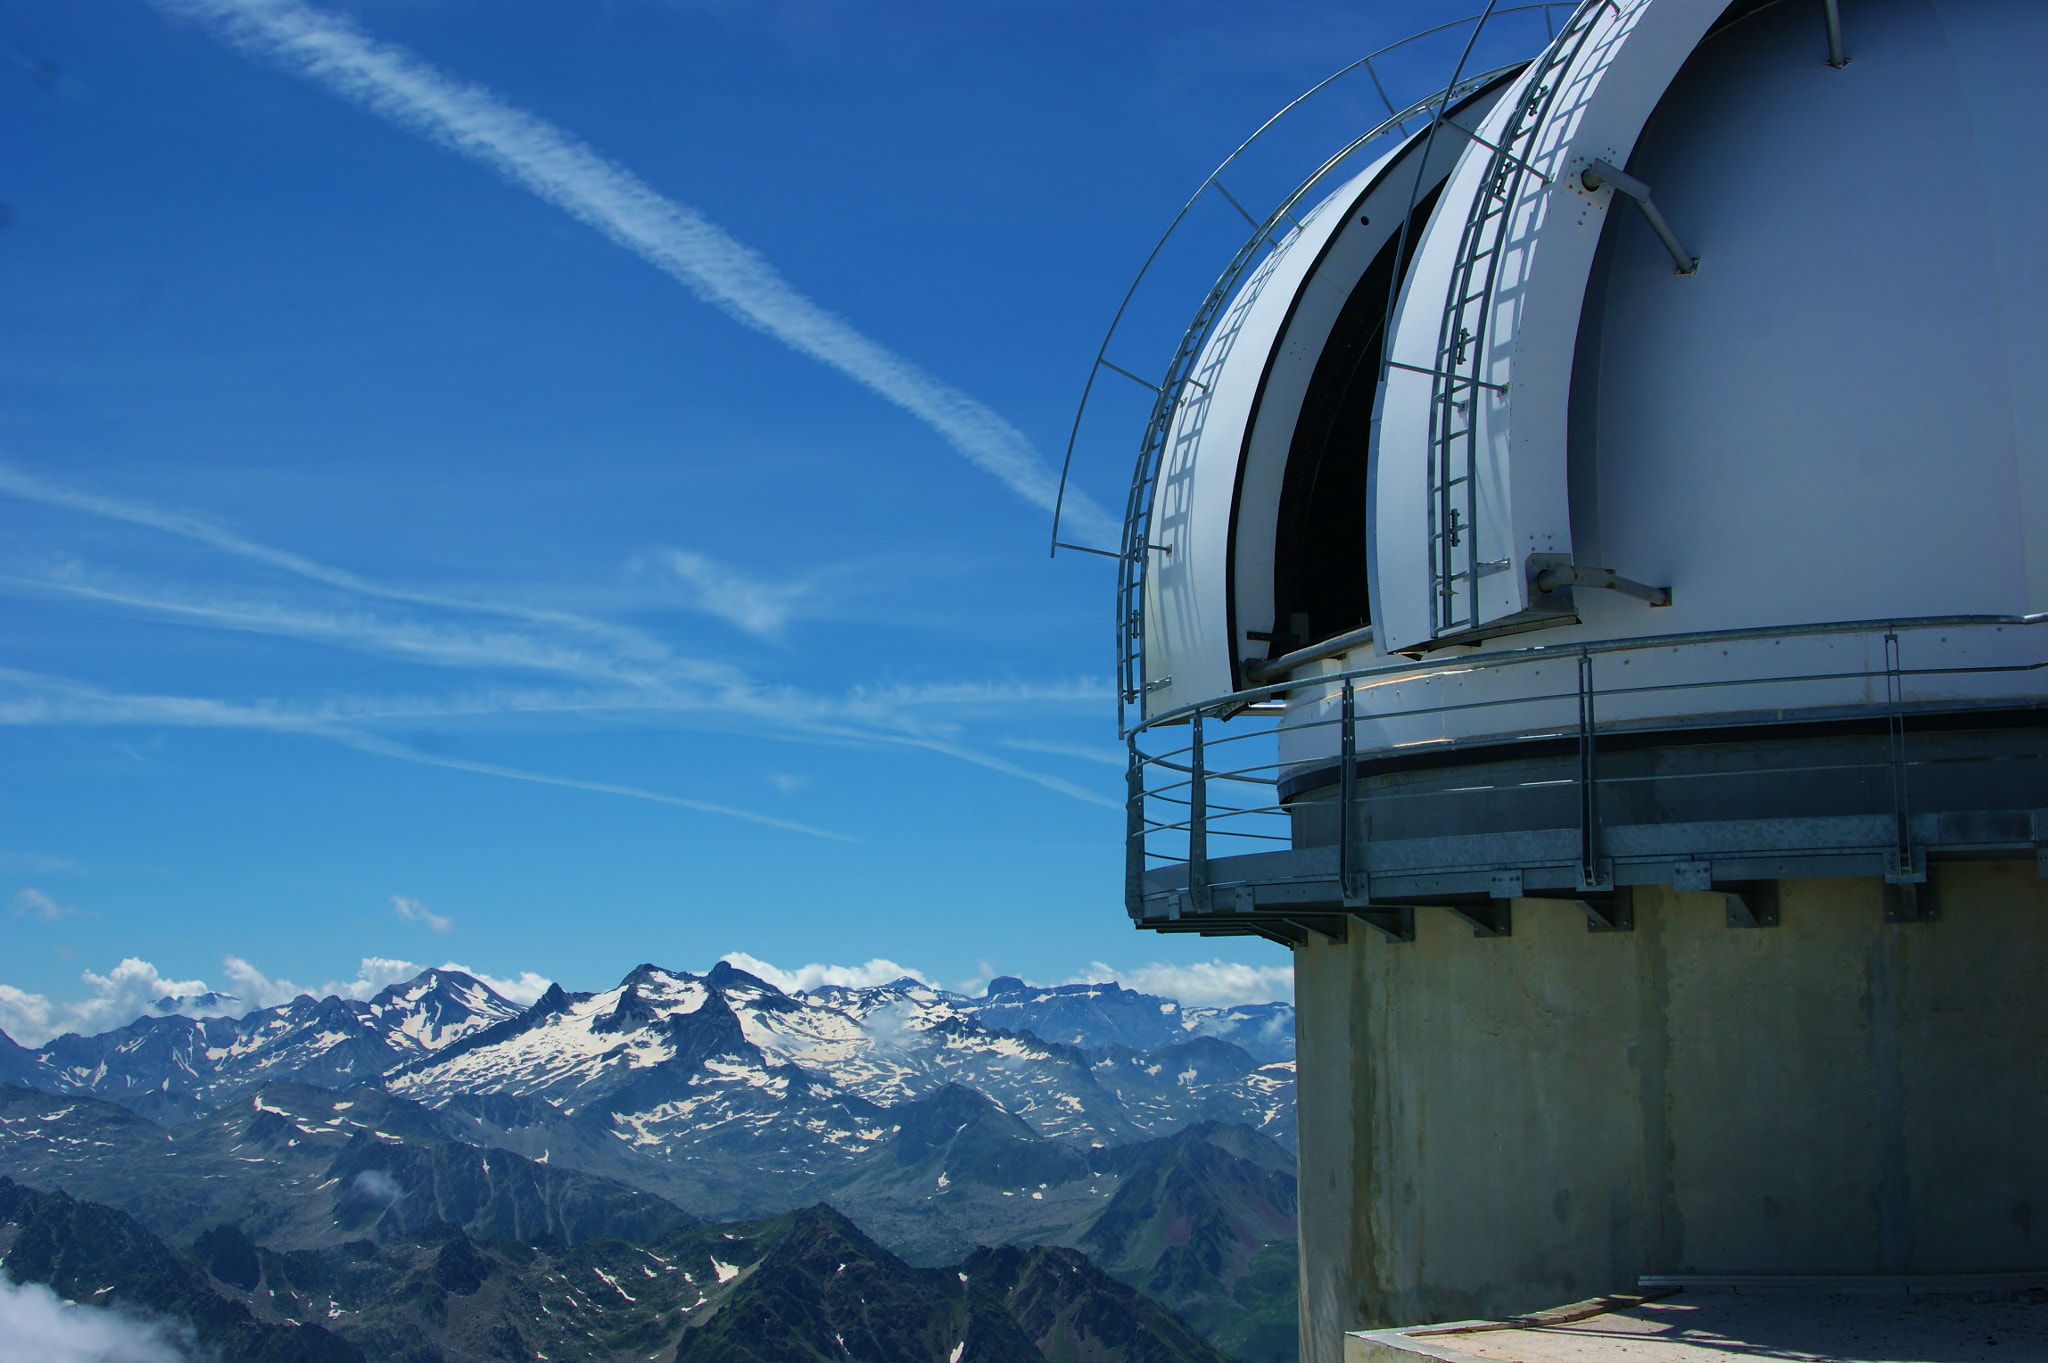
[1350, 1286, 2048, 1363]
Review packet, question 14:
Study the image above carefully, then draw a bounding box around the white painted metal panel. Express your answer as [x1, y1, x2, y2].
[1229, 98, 1508, 684]
[1280, 0, 2048, 770]
[1370, 0, 1724, 654]
[1580, 0, 2037, 634]
[1137, 153, 1407, 720]
[1142, 102, 1511, 722]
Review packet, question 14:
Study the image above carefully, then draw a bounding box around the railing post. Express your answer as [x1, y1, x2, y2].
[1340, 679, 1365, 902]
[1882, 629, 1925, 897]
[1187, 712, 1210, 915]
[1577, 649, 1608, 891]
[1125, 735, 1146, 921]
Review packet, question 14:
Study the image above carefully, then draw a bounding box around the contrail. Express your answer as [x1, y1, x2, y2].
[156, 0, 1121, 546]
[0, 666, 856, 841]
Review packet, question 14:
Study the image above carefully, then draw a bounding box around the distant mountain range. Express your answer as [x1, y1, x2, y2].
[0, 965, 1299, 1362]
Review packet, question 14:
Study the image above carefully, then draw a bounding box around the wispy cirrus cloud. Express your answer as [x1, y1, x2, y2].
[151, 0, 1118, 546]
[391, 895, 453, 933]
[0, 463, 1120, 816]
[659, 549, 810, 639]
[11, 887, 82, 922]
[0, 462, 666, 656]
[998, 736, 1128, 768]
[0, 666, 860, 841]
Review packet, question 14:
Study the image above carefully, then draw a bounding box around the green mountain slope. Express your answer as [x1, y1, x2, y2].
[0, 1081, 693, 1250]
[1074, 1123, 1300, 1363]
[0, 1176, 361, 1362]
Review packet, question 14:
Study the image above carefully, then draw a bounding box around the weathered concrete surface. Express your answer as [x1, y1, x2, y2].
[1296, 864, 2048, 1363]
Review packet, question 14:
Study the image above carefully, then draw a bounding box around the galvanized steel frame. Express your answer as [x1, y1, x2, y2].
[1122, 614, 2048, 942]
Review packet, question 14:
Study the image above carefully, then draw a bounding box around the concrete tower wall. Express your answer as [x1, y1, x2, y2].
[1295, 864, 2048, 1360]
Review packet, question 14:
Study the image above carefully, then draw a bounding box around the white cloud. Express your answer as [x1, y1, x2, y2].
[154, 0, 1119, 544]
[0, 958, 230, 1047]
[1055, 960, 1294, 1009]
[720, 952, 934, 995]
[0, 1274, 196, 1363]
[12, 887, 80, 921]
[218, 953, 427, 1008]
[351, 1169, 400, 1203]
[661, 551, 808, 639]
[0, 985, 55, 1046]
[0, 952, 559, 1046]
[436, 963, 553, 1007]
[392, 895, 453, 933]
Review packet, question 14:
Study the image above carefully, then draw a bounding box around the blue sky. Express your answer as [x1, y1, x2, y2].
[0, 0, 1553, 1041]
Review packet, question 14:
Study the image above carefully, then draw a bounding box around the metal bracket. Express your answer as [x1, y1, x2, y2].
[1720, 881, 1780, 929]
[1884, 876, 1938, 924]
[1348, 906, 1417, 944]
[1290, 915, 1351, 945]
[1581, 159, 1699, 275]
[1572, 888, 1635, 933]
[1536, 563, 1670, 607]
[1452, 898, 1515, 938]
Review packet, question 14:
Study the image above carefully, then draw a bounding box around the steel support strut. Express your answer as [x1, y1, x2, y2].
[1340, 680, 1365, 903]
[1577, 650, 1609, 892]
[1582, 160, 1698, 274]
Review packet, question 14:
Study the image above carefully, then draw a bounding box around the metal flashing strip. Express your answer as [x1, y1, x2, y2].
[1638, 1272, 2048, 1294]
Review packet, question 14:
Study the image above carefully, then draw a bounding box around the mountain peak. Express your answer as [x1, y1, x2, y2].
[985, 975, 1027, 997]
[151, 991, 241, 1015]
[705, 959, 783, 994]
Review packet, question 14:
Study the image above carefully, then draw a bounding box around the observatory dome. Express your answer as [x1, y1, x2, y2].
[1134, 0, 2047, 740]
[1089, 1, 2048, 1349]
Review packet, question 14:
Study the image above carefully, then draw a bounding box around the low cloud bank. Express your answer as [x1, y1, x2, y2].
[0, 1274, 195, 1363]
[1059, 959, 1295, 1009]
[720, 952, 934, 994]
[0, 946, 1289, 1047]
[726, 952, 1291, 1009]
[0, 954, 552, 1046]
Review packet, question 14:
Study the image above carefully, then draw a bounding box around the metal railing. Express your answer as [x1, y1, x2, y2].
[1125, 615, 2048, 916]
[1047, 4, 1584, 733]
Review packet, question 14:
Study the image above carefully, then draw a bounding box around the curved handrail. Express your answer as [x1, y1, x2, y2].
[1106, 66, 1528, 728]
[1049, 2, 1579, 559]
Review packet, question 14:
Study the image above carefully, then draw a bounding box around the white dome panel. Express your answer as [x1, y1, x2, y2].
[1139, 96, 1508, 722]
[1371, 0, 1725, 653]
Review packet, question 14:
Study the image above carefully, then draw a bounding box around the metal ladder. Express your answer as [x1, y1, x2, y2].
[1425, 0, 1612, 635]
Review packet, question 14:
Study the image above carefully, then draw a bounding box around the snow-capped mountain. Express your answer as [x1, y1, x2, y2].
[0, 962, 1293, 1199]
[7, 969, 520, 1120]
[960, 978, 1295, 1062]
[364, 962, 1295, 1222]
